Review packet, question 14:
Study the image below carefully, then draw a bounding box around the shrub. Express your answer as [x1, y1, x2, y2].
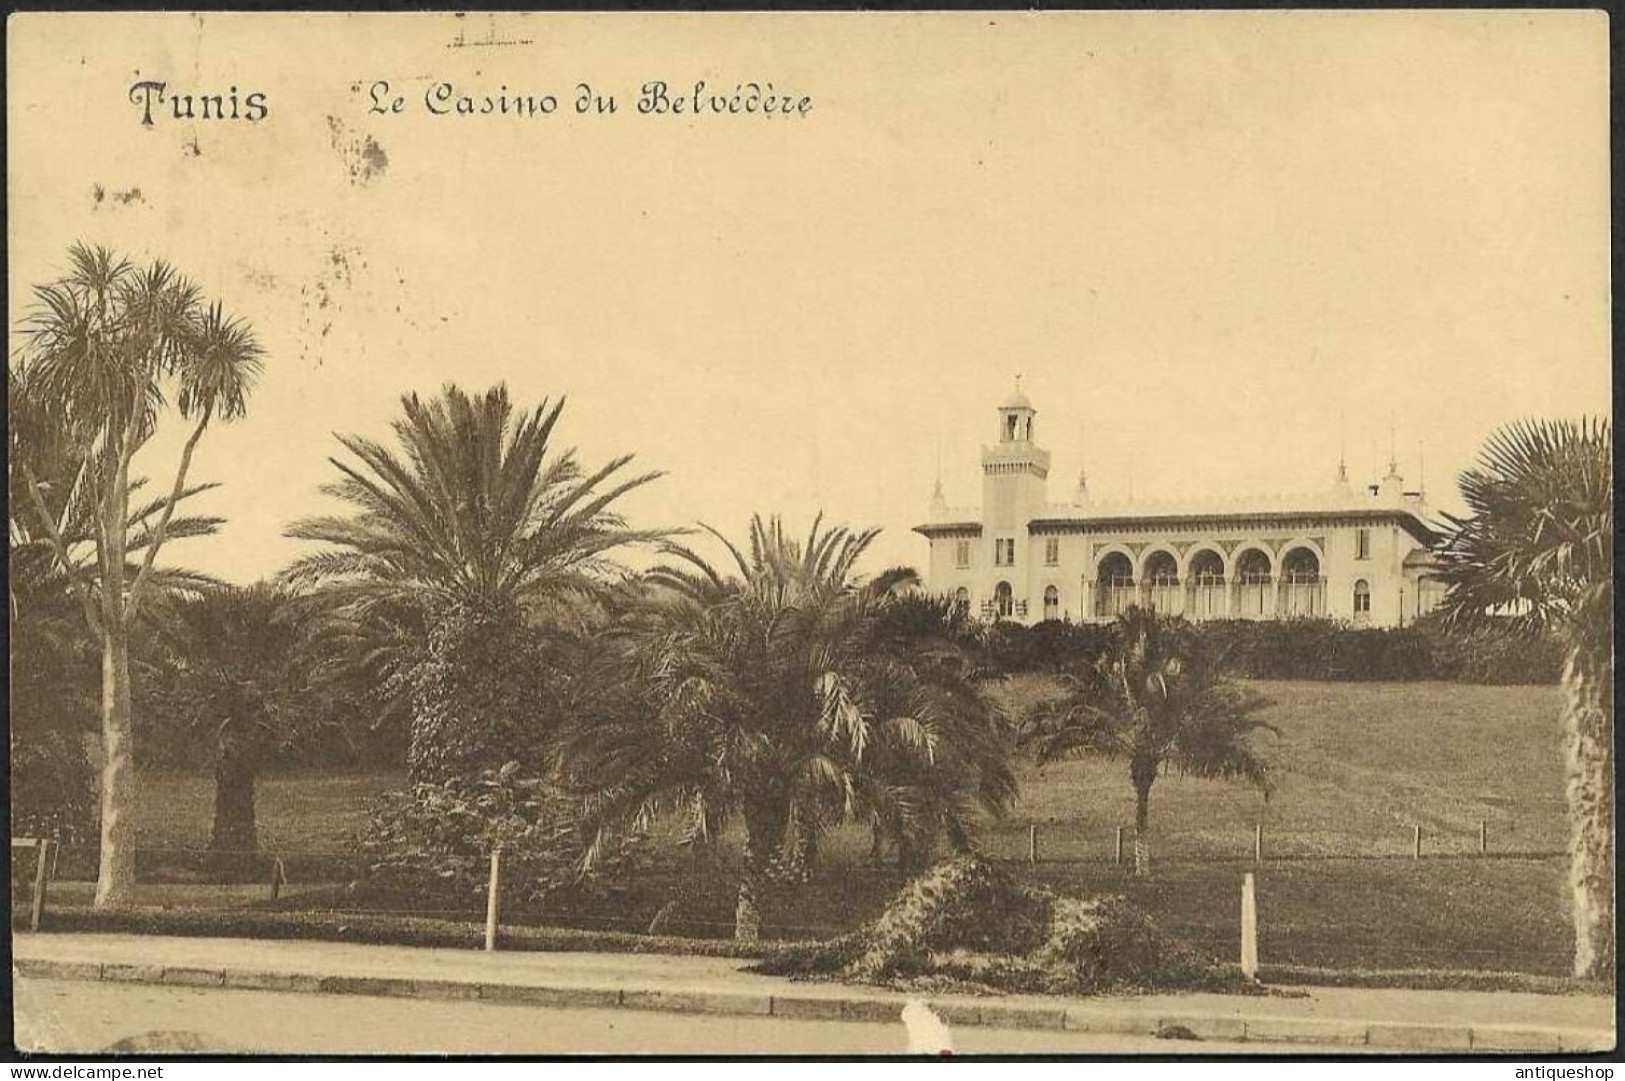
[1419, 617, 1564, 685]
[752, 855, 1251, 996]
[359, 762, 648, 913]
[985, 620, 1114, 676]
[37, 903, 782, 958]
[987, 616, 1558, 686]
[9, 729, 97, 847]
[1187, 620, 1437, 682]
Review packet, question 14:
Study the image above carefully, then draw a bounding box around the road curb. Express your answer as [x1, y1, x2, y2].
[12, 957, 1611, 1052]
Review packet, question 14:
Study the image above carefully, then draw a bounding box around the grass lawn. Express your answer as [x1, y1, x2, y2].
[980, 677, 1567, 860]
[56, 679, 1574, 976]
[126, 768, 405, 855]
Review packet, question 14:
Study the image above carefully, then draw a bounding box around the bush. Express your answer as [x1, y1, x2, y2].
[983, 615, 1559, 686]
[359, 762, 649, 913]
[753, 855, 1251, 996]
[1194, 620, 1431, 682]
[36, 903, 780, 957]
[9, 729, 97, 847]
[985, 620, 1113, 676]
[1419, 617, 1565, 685]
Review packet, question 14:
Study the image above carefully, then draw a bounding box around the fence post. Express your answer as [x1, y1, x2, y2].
[484, 847, 503, 952]
[1028, 824, 1038, 864]
[1412, 825, 1422, 860]
[1240, 872, 1258, 980]
[269, 857, 286, 902]
[29, 840, 52, 933]
[1254, 823, 1263, 864]
[1114, 826, 1123, 866]
[1479, 819, 1488, 855]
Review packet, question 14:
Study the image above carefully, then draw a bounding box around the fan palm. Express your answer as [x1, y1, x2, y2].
[564, 515, 1016, 941]
[11, 245, 262, 905]
[1021, 606, 1277, 876]
[283, 383, 662, 780]
[146, 583, 323, 859]
[1432, 418, 1612, 981]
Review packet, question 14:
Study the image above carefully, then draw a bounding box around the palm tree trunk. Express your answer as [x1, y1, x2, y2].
[1562, 646, 1614, 981]
[734, 874, 762, 945]
[210, 745, 259, 856]
[1132, 784, 1152, 878]
[93, 622, 137, 906]
[1132, 758, 1156, 878]
[94, 445, 137, 908]
[735, 797, 787, 943]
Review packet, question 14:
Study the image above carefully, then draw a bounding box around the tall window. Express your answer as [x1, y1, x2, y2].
[995, 538, 1016, 566]
[954, 586, 970, 610]
[994, 581, 1014, 619]
[1353, 579, 1371, 620]
[1355, 528, 1371, 560]
[1043, 585, 1060, 620]
[954, 540, 971, 569]
[1044, 537, 1060, 565]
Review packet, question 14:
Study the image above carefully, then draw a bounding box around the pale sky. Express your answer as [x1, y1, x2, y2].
[8, 12, 1611, 584]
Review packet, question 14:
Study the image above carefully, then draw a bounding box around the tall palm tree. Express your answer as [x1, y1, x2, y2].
[11, 245, 262, 905]
[1432, 418, 1612, 981]
[565, 515, 1016, 942]
[1020, 607, 1277, 876]
[283, 383, 662, 781]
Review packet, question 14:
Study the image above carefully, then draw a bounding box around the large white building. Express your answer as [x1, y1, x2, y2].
[916, 390, 1446, 628]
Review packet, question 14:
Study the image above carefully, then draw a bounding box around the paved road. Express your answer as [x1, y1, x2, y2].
[15, 977, 1328, 1055]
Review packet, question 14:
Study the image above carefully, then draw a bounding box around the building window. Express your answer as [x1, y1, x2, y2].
[1355, 528, 1371, 560]
[995, 538, 1016, 566]
[1189, 549, 1225, 585]
[1044, 585, 1059, 620]
[1235, 549, 1273, 618]
[1144, 551, 1179, 585]
[954, 540, 971, 569]
[994, 581, 1014, 619]
[954, 586, 970, 610]
[1236, 549, 1272, 584]
[1282, 548, 1321, 583]
[1044, 537, 1059, 565]
[1353, 579, 1371, 621]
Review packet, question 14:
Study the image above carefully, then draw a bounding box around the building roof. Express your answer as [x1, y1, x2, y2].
[915, 502, 1441, 545]
[1403, 548, 1443, 568]
[1000, 388, 1033, 411]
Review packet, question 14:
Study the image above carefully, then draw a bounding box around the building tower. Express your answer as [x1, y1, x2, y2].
[981, 384, 1051, 617]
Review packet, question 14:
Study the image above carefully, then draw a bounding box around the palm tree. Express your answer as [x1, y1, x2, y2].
[1432, 418, 1612, 981]
[11, 245, 262, 905]
[1020, 606, 1277, 876]
[146, 583, 328, 859]
[283, 383, 662, 781]
[565, 515, 1016, 942]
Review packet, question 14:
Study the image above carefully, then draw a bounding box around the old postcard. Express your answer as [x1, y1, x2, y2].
[7, 10, 1613, 1059]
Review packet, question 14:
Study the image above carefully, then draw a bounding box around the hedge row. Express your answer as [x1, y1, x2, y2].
[28, 903, 780, 958]
[987, 616, 1562, 685]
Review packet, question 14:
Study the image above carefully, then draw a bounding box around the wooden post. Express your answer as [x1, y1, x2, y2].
[1254, 823, 1263, 863]
[1412, 825, 1422, 860]
[29, 840, 52, 933]
[1240, 872, 1258, 980]
[484, 848, 503, 952]
[1114, 826, 1123, 866]
[269, 857, 286, 902]
[1028, 824, 1038, 864]
[1479, 819, 1488, 855]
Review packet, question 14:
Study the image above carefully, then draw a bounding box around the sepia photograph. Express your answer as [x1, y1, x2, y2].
[6, 9, 1614, 1060]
